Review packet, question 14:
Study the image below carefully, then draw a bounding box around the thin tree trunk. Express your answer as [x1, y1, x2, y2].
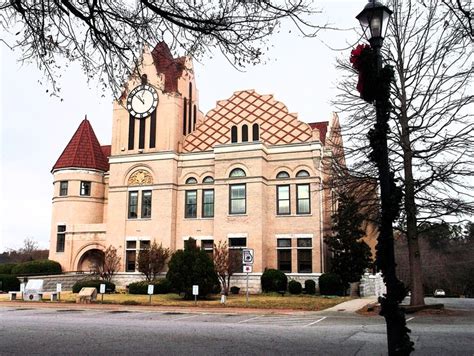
[397, 66, 425, 307]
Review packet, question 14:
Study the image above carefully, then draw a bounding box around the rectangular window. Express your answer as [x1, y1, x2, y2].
[128, 191, 138, 219]
[202, 189, 214, 218]
[201, 239, 214, 259]
[140, 240, 150, 250]
[80, 181, 91, 196]
[297, 238, 312, 273]
[297, 184, 311, 214]
[277, 185, 290, 215]
[277, 238, 291, 273]
[229, 184, 246, 214]
[141, 190, 152, 218]
[229, 237, 247, 271]
[56, 225, 66, 252]
[185, 190, 197, 218]
[126, 241, 137, 272]
[59, 181, 68, 196]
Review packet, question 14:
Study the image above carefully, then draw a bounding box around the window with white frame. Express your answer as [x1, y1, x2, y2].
[202, 189, 214, 218]
[126, 240, 150, 272]
[80, 181, 91, 196]
[276, 185, 290, 215]
[56, 225, 66, 252]
[229, 184, 246, 214]
[185, 190, 197, 218]
[59, 181, 68, 196]
[296, 184, 311, 214]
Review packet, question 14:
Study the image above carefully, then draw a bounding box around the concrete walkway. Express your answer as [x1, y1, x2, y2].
[322, 296, 378, 313]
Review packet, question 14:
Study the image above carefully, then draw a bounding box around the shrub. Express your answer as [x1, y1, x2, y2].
[128, 279, 172, 295]
[11, 260, 62, 276]
[230, 286, 240, 294]
[319, 273, 344, 296]
[288, 280, 302, 295]
[305, 280, 316, 295]
[0, 263, 16, 275]
[166, 242, 219, 299]
[261, 269, 288, 292]
[0, 274, 20, 292]
[72, 279, 115, 293]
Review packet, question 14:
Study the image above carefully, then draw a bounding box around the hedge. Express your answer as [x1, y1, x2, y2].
[72, 279, 116, 294]
[128, 280, 172, 295]
[288, 280, 302, 295]
[261, 269, 288, 292]
[0, 263, 17, 275]
[319, 273, 344, 296]
[11, 260, 62, 276]
[0, 274, 20, 292]
[305, 280, 316, 295]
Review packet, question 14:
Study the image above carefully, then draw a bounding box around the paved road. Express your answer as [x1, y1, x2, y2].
[1, 305, 473, 355]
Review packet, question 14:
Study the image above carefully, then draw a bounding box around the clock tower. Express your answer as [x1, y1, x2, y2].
[110, 42, 201, 156]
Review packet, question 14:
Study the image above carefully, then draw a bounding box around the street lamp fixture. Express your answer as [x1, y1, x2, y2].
[357, 0, 393, 43]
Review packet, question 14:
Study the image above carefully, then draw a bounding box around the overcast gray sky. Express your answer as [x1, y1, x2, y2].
[0, 0, 362, 252]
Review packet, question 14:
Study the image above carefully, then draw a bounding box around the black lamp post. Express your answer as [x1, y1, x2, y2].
[356, 1, 414, 355]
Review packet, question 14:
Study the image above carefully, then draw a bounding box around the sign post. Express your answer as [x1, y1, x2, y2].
[242, 249, 254, 306]
[147, 284, 154, 304]
[56, 283, 62, 301]
[192, 285, 199, 306]
[99, 283, 106, 303]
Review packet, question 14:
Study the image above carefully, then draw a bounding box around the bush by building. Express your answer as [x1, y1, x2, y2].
[261, 269, 288, 292]
[128, 279, 172, 294]
[11, 260, 62, 276]
[288, 280, 302, 294]
[72, 279, 116, 293]
[305, 279, 316, 295]
[0, 274, 21, 292]
[166, 239, 219, 299]
[319, 273, 344, 296]
[0, 263, 16, 275]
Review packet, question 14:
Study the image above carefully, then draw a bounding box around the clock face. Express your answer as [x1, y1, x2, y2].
[126, 84, 158, 118]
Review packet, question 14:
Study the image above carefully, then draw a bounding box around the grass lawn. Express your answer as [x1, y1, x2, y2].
[0, 291, 350, 311]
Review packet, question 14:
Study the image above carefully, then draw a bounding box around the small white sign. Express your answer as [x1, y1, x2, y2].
[242, 249, 254, 264]
[99, 283, 106, 294]
[20, 283, 25, 293]
[192, 285, 199, 296]
[243, 265, 252, 273]
[56, 283, 62, 293]
[147, 284, 154, 295]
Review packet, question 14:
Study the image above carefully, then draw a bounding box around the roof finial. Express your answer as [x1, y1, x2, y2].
[84, 114, 88, 121]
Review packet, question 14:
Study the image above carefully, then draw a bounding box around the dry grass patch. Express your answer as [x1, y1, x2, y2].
[1, 291, 350, 311]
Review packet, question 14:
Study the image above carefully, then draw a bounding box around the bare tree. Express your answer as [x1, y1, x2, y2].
[0, 1, 324, 97]
[213, 240, 240, 299]
[137, 241, 171, 281]
[333, 0, 473, 307]
[439, 0, 473, 40]
[92, 245, 121, 282]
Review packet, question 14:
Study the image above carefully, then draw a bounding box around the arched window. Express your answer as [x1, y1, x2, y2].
[242, 124, 248, 142]
[296, 170, 310, 178]
[185, 177, 197, 184]
[203, 176, 214, 184]
[231, 126, 238, 143]
[229, 168, 246, 178]
[252, 123, 259, 141]
[276, 171, 290, 179]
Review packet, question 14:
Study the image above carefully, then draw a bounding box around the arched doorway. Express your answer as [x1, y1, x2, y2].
[77, 249, 105, 272]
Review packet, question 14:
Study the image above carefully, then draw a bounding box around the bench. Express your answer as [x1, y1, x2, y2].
[8, 291, 22, 301]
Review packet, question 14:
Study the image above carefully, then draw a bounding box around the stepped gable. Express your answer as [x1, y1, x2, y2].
[308, 121, 329, 145]
[52, 118, 109, 172]
[151, 42, 185, 93]
[182, 90, 313, 152]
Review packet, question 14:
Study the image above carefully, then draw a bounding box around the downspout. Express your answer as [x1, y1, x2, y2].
[319, 151, 325, 273]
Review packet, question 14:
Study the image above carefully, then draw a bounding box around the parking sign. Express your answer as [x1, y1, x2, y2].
[242, 249, 254, 264]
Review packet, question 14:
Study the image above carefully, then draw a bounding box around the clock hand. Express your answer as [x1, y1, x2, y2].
[136, 93, 145, 104]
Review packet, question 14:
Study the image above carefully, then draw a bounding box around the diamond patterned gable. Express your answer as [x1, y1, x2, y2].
[182, 90, 313, 152]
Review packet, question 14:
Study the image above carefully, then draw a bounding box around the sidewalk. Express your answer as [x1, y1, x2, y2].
[0, 296, 378, 316]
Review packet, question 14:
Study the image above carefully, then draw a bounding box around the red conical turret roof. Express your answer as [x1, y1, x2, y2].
[52, 117, 109, 172]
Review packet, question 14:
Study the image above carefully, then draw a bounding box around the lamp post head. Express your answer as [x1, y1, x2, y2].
[356, 0, 393, 44]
